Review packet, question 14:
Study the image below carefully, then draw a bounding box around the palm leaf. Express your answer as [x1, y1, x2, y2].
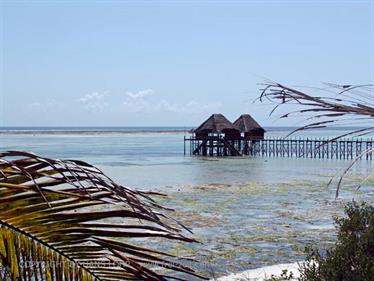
[259, 82, 374, 138]
[0, 151, 206, 281]
[258, 82, 374, 197]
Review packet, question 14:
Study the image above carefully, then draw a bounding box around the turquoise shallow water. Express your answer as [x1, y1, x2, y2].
[0, 128, 373, 278]
[1, 128, 372, 189]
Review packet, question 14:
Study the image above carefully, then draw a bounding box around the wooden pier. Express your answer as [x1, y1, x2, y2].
[184, 136, 242, 157]
[186, 113, 373, 160]
[184, 137, 373, 160]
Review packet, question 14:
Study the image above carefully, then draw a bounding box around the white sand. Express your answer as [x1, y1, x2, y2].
[211, 262, 301, 281]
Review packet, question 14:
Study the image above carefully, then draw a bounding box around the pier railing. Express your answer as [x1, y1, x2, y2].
[184, 137, 373, 160]
[251, 138, 373, 160]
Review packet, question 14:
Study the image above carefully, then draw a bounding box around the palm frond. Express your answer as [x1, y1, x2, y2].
[258, 82, 374, 197]
[0, 151, 205, 281]
[259, 82, 374, 138]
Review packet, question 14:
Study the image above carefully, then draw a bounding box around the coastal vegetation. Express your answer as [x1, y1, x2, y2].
[299, 202, 374, 281]
[266, 202, 374, 281]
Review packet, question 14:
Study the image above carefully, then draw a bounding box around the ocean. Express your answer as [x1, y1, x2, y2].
[1, 127, 373, 278]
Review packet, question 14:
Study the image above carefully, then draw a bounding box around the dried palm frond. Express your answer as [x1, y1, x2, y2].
[0, 151, 206, 281]
[258, 82, 374, 197]
[259, 82, 374, 137]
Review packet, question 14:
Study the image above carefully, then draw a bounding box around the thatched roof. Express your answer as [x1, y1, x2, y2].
[233, 114, 265, 133]
[193, 114, 239, 134]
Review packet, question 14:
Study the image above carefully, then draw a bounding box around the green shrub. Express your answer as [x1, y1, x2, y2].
[299, 201, 374, 281]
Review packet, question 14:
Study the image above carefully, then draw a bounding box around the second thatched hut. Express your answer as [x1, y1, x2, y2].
[233, 114, 265, 140]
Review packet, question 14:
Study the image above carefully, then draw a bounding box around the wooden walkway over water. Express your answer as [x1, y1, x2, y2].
[184, 137, 373, 160]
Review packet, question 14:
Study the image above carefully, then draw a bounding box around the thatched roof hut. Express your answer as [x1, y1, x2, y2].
[233, 114, 265, 140]
[193, 113, 240, 139]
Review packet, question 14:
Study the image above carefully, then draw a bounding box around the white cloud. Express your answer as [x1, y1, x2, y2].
[27, 100, 59, 110]
[80, 92, 106, 103]
[151, 99, 222, 113]
[126, 89, 153, 100]
[180, 100, 222, 113]
[28, 102, 42, 108]
[27, 89, 222, 119]
[79, 92, 108, 111]
[156, 99, 179, 112]
[121, 89, 221, 114]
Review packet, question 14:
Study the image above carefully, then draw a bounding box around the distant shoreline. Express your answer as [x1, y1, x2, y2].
[0, 126, 192, 130]
[0, 130, 190, 135]
[0, 126, 190, 135]
[0, 126, 368, 135]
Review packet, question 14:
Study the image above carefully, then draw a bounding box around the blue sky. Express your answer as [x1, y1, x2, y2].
[1, 0, 373, 127]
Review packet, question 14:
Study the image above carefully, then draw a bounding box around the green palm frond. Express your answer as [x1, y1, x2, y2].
[0, 151, 205, 281]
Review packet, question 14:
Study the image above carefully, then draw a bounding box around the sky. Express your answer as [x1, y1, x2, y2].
[1, 0, 373, 127]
